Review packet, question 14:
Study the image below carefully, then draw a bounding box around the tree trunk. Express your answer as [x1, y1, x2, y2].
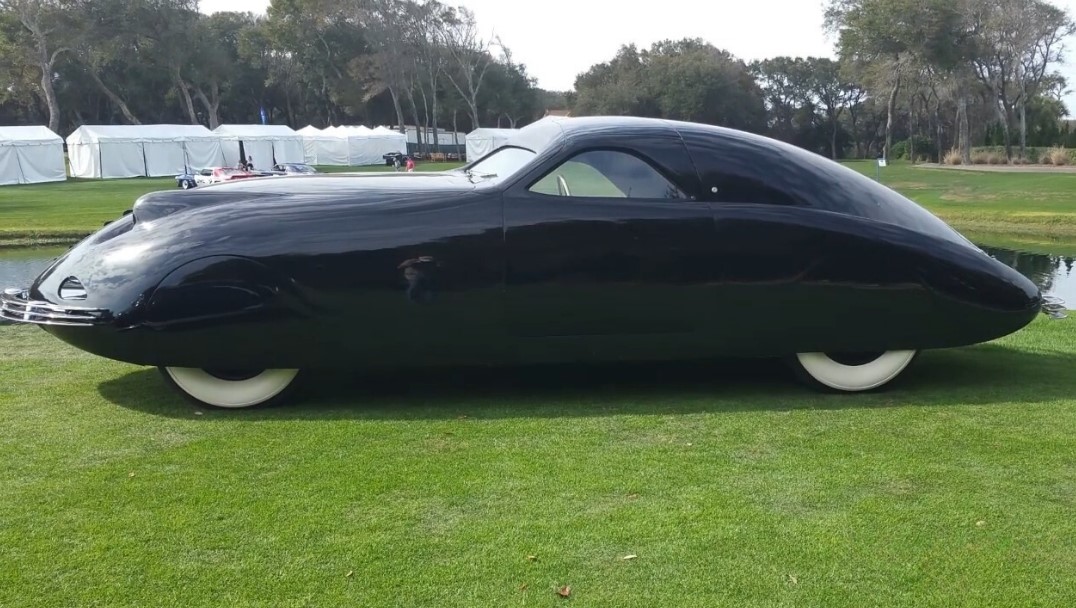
[389, 86, 406, 134]
[468, 100, 480, 131]
[958, 95, 971, 164]
[176, 74, 199, 125]
[831, 116, 839, 160]
[997, 101, 1013, 162]
[417, 85, 430, 156]
[1019, 91, 1027, 160]
[285, 87, 295, 128]
[39, 61, 61, 133]
[87, 69, 141, 124]
[884, 72, 902, 162]
[934, 102, 943, 164]
[849, 107, 861, 158]
[404, 88, 423, 154]
[194, 85, 221, 129]
[453, 110, 460, 158]
[429, 71, 440, 154]
[908, 96, 917, 164]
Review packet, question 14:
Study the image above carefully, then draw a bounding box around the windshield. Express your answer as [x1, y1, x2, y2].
[465, 146, 536, 182]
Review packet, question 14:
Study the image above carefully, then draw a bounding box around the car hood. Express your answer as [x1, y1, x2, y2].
[132, 171, 478, 223]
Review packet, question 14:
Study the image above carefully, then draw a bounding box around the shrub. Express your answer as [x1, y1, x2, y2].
[971, 151, 989, 165]
[1047, 146, 1070, 166]
[986, 153, 1003, 165]
[943, 149, 963, 165]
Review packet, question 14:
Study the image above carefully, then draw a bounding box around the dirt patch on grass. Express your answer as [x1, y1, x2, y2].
[887, 181, 933, 190]
[918, 163, 1076, 174]
[940, 190, 999, 203]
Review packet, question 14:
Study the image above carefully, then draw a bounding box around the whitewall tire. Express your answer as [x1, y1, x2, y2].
[792, 350, 917, 392]
[160, 367, 300, 409]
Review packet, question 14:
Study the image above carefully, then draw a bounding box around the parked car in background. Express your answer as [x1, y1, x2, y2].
[383, 152, 406, 167]
[191, 167, 257, 187]
[268, 163, 319, 176]
[174, 172, 197, 189]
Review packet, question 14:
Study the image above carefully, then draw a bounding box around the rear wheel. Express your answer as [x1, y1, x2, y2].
[791, 350, 918, 392]
[159, 367, 301, 409]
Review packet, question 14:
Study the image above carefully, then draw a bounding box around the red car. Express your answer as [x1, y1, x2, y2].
[192, 167, 258, 187]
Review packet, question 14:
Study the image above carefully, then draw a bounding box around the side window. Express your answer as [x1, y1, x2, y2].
[529, 150, 687, 200]
[708, 175, 802, 206]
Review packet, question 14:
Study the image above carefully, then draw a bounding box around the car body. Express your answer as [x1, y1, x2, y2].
[1, 116, 1048, 408]
[383, 152, 407, 166]
[191, 167, 258, 186]
[268, 163, 319, 176]
[174, 172, 197, 190]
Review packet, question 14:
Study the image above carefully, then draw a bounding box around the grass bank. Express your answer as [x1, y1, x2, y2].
[1, 314, 1075, 606]
[3, 159, 1075, 247]
[0, 163, 463, 247]
[846, 160, 1076, 241]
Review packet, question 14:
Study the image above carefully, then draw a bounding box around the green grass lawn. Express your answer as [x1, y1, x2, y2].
[845, 160, 1076, 243]
[1, 315, 1074, 606]
[3, 157, 1076, 247]
[0, 162, 464, 246]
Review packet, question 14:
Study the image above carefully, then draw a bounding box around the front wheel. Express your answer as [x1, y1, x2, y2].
[159, 367, 301, 409]
[791, 350, 918, 392]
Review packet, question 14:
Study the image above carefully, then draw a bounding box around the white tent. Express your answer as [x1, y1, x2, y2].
[213, 124, 304, 170]
[66, 124, 225, 179]
[297, 125, 349, 166]
[0, 126, 66, 185]
[405, 126, 466, 147]
[354, 126, 406, 165]
[466, 128, 518, 162]
[317, 125, 407, 166]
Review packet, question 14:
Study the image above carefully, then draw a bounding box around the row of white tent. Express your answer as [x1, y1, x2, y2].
[68, 124, 309, 179]
[2, 122, 521, 185]
[0, 123, 410, 183]
[297, 125, 407, 166]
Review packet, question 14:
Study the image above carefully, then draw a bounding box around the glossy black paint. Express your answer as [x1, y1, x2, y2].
[5, 116, 1043, 371]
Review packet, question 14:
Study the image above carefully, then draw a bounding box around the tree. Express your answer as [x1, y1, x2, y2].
[0, 0, 82, 131]
[573, 39, 766, 133]
[968, 0, 1075, 160]
[440, 6, 494, 129]
[826, 0, 967, 161]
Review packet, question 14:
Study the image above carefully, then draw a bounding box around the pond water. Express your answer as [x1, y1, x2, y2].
[0, 242, 1072, 312]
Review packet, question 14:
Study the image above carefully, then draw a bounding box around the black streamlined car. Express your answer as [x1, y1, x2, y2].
[1, 116, 1046, 408]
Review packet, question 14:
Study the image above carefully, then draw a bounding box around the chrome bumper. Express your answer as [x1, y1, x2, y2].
[1, 288, 112, 327]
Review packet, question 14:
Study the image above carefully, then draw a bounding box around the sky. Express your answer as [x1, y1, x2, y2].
[199, 0, 1076, 115]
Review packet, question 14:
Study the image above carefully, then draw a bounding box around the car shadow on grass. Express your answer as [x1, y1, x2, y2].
[97, 343, 1076, 420]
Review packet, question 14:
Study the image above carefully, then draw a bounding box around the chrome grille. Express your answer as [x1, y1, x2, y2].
[1, 288, 111, 327]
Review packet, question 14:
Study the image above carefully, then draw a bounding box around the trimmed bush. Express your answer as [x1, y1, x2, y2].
[943, 149, 964, 165]
[970, 146, 1076, 164]
[1047, 146, 1070, 166]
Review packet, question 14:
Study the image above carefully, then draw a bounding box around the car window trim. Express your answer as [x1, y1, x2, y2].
[521, 146, 694, 202]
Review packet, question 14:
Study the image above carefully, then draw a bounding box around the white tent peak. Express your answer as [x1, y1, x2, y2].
[214, 124, 301, 139]
[0, 125, 63, 144]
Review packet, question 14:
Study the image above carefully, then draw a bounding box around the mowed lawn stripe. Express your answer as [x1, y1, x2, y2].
[1, 316, 1074, 606]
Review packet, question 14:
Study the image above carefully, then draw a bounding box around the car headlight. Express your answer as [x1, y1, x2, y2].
[58, 277, 87, 300]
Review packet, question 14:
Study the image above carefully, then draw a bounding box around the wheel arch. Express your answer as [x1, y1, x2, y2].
[142, 255, 311, 329]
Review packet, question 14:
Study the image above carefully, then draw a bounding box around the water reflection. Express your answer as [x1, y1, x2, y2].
[979, 244, 1076, 306]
